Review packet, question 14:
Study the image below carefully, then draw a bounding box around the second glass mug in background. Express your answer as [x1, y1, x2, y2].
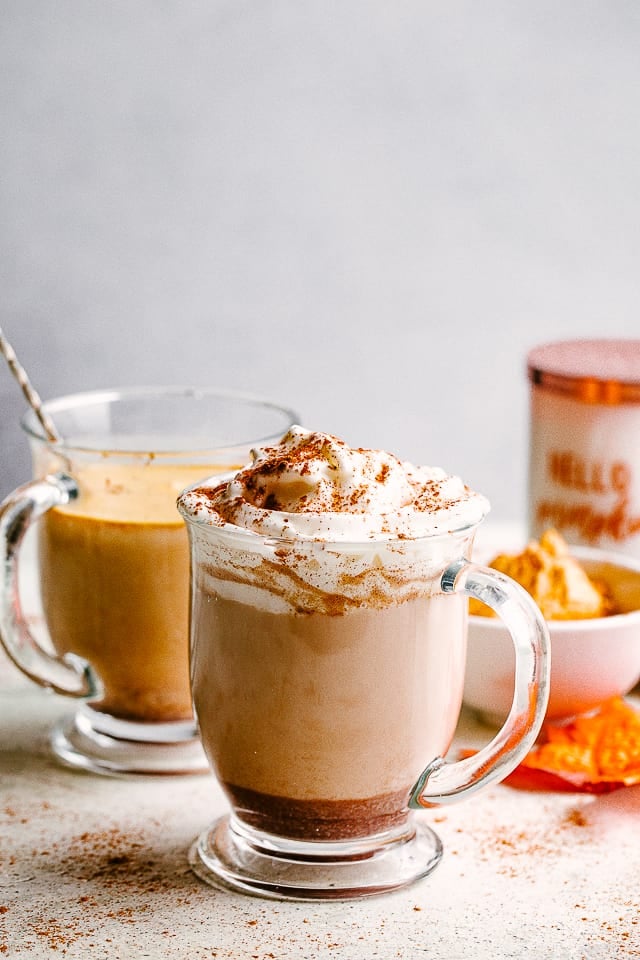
[0, 387, 297, 775]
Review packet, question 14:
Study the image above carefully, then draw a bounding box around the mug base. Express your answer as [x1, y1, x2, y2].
[51, 704, 209, 777]
[189, 813, 443, 901]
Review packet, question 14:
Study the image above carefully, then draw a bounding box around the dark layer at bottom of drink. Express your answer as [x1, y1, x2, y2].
[224, 783, 412, 841]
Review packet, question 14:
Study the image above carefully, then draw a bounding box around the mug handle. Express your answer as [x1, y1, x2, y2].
[410, 559, 550, 808]
[0, 473, 100, 698]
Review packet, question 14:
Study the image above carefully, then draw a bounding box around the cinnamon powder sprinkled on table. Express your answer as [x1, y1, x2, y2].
[3, 786, 639, 956]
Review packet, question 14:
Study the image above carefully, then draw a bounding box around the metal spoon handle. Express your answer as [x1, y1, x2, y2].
[0, 325, 60, 443]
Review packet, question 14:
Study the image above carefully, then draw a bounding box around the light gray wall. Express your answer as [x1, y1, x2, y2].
[2, 1, 639, 521]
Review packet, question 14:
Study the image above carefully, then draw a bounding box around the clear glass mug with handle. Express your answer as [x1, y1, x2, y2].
[178, 490, 550, 900]
[0, 387, 297, 776]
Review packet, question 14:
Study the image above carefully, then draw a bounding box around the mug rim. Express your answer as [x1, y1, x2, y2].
[177, 500, 487, 550]
[21, 385, 299, 457]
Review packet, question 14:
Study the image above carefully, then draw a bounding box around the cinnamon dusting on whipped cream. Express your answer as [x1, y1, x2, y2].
[179, 426, 488, 542]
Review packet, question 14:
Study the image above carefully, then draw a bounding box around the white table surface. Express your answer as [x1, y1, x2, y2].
[2, 524, 640, 959]
[3, 675, 640, 959]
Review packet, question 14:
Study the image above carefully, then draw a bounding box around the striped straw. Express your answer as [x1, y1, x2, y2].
[0, 325, 60, 443]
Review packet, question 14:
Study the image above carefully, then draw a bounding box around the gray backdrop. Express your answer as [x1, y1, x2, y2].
[2, 1, 639, 521]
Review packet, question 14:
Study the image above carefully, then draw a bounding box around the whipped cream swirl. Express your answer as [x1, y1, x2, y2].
[179, 426, 489, 541]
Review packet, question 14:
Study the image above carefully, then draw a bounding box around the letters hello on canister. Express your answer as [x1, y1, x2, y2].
[528, 339, 640, 555]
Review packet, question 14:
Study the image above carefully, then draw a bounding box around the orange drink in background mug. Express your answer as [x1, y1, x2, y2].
[0, 387, 297, 775]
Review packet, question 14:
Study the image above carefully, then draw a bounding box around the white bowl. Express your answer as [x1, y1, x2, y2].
[463, 545, 640, 724]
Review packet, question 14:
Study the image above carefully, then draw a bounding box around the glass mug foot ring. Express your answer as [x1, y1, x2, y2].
[51, 705, 208, 777]
[189, 814, 444, 901]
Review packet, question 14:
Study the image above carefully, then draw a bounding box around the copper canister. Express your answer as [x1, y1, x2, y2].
[528, 338, 640, 556]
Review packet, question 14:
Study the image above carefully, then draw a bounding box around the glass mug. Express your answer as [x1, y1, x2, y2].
[178, 501, 550, 900]
[0, 387, 297, 776]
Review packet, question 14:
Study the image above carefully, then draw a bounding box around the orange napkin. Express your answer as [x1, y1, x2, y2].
[464, 697, 640, 794]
